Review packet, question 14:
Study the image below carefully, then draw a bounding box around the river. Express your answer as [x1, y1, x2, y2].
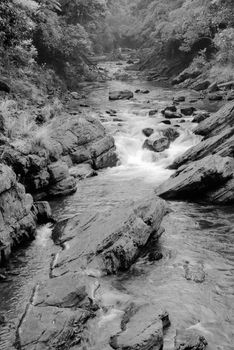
[0, 61, 233, 350]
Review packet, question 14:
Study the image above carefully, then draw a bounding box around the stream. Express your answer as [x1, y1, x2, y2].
[0, 62, 233, 350]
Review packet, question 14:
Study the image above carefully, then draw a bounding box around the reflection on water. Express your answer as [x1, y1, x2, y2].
[0, 65, 233, 349]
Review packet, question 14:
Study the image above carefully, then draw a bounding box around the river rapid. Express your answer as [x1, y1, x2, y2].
[0, 62, 233, 350]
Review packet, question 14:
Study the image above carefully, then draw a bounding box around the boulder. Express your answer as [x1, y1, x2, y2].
[207, 81, 218, 93]
[172, 68, 202, 85]
[34, 201, 53, 224]
[192, 111, 210, 123]
[227, 90, 234, 101]
[149, 109, 158, 116]
[173, 96, 186, 103]
[110, 305, 166, 350]
[0, 80, 10, 93]
[155, 155, 234, 204]
[143, 133, 170, 152]
[0, 114, 6, 135]
[2, 114, 117, 198]
[49, 176, 77, 197]
[194, 101, 234, 138]
[69, 164, 97, 179]
[48, 161, 69, 184]
[19, 306, 93, 350]
[208, 92, 223, 101]
[162, 127, 180, 142]
[183, 262, 205, 283]
[164, 110, 182, 119]
[162, 105, 177, 114]
[169, 128, 234, 170]
[180, 106, 196, 116]
[160, 120, 171, 125]
[175, 329, 208, 350]
[192, 80, 210, 91]
[0, 164, 36, 252]
[109, 90, 133, 100]
[142, 128, 154, 137]
[52, 195, 167, 277]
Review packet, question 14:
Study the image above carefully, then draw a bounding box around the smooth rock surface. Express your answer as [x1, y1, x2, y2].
[175, 329, 208, 350]
[156, 155, 234, 203]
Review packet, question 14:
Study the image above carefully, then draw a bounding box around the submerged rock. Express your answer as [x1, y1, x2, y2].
[180, 106, 196, 116]
[175, 329, 208, 350]
[142, 128, 154, 137]
[143, 133, 170, 152]
[183, 262, 205, 283]
[34, 201, 53, 224]
[149, 109, 158, 116]
[109, 90, 134, 100]
[162, 127, 180, 142]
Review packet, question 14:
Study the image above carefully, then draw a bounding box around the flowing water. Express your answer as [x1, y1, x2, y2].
[0, 62, 233, 350]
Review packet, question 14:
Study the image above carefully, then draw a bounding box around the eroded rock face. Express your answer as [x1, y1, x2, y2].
[156, 155, 234, 204]
[1, 114, 117, 199]
[0, 164, 36, 256]
[110, 304, 166, 350]
[175, 329, 208, 350]
[51, 195, 167, 278]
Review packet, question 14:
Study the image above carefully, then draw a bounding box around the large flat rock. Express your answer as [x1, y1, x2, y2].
[155, 155, 234, 204]
[52, 195, 167, 277]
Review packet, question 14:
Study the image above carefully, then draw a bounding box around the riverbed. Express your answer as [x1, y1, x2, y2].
[0, 62, 233, 350]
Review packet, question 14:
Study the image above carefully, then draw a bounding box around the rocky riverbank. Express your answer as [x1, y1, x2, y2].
[156, 101, 234, 204]
[17, 195, 170, 350]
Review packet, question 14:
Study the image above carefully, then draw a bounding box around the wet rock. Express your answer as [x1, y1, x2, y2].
[192, 111, 210, 123]
[162, 105, 177, 114]
[35, 113, 46, 125]
[207, 81, 218, 93]
[48, 176, 77, 197]
[161, 120, 171, 125]
[208, 92, 223, 101]
[172, 68, 202, 85]
[149, 109, 158, 116]
[19, 305, 93, 350]
[2, 114, 117, 197]
[173, 95, 186, 103]
[0, 313, 5, 324]
[69, 163, 97, 179]
[109, 90, 133, 100]
[148, 251, 163, 262]
[110, 304, 166, 350]
[218, 80, 234, 90]
[143, 133, 170, 152]
[142, 128, 154, 137]
[0, 164, 36, 253]
[162, 127, 180, 142]
[183, 262, 205, 283]
[194, 101, 234, 138]
[34, 201, 53, 224]
[51, 195, 167, 278]
[34, 274, 91, 309]
[106, 109, 117, 115]
[164, 110, 182, 119]
[180, 106, 196, 116]
[0, 80, 10, 93]
[155, 155, 234, 203]
[205, 178, 234, 204]
[192, 80, 210, 91]
[127, 59, 134, 64]
[48, 161, 69, 183]
[227, 90, 234, 100]
[175, 329, 208, 350]
[169, 128, 234, 170]
[0, 113, 6, 135]
[70, 91, 80, 99]
[135, 89, 150, 94]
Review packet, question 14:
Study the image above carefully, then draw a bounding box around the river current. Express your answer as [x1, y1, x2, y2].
[0, 62, 233, 350]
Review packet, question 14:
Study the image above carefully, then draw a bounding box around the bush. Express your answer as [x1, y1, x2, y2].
[214, 28, 234, 66]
